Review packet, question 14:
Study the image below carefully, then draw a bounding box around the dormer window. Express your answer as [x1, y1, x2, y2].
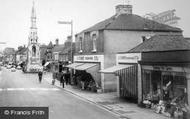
[142, 36, 151, 42]
[92, 34, 97, 52]
[79, 37, 83, 53]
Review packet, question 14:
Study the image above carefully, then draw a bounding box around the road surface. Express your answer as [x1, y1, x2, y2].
[0, 67, 118, 119]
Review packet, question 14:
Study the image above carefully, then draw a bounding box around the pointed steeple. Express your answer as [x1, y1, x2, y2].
[31, 1, 36, 19]
[28, 1, 38, 44]
[31, 0, 37, 29]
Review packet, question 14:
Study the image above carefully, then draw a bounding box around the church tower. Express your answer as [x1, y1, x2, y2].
[26, 1, 42, 72]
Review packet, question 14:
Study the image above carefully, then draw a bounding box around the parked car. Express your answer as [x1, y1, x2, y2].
[16, 65, 22, 70]
[7, 65, 12, 69]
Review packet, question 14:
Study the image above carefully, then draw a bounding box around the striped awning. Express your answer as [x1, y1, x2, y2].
[75, 63, 98, 70]
[66, 63, 84, 69]
[99, 64, 133, 74]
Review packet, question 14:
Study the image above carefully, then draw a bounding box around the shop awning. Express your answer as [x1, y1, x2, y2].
[66, 63, 84, 69]
[75, 63, 98, 70]
[99, 64, 133, 74]
[44, 62, 50, 67]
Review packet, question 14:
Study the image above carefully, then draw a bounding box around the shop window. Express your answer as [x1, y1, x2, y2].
[142, 70, 188, 114]
[142, 71, 151, 98]
[91, 34, 97, 52]
[142, 36, 151, 42]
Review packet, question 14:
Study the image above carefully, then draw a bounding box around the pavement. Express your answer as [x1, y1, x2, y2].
[44, 72, 170, 119]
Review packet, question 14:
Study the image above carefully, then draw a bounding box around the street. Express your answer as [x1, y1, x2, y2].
[0, 67, 118, 119]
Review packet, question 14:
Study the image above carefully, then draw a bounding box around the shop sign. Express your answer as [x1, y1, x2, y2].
[117, 53, 141, 63]
[74, 55, 104, 62]
[153, 66, 173, 71]
[142, 65, 190, 73]
[152, 9, 180, 26]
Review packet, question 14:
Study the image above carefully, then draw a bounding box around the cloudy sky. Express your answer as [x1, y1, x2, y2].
[0, 0, 189, 50]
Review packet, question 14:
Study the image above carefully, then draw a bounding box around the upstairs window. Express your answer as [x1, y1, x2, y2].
[79, 37, 83, 53]
[92, 34, 97, 52]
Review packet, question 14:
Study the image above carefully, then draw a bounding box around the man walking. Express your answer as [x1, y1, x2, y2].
[60, 71, 65, 88]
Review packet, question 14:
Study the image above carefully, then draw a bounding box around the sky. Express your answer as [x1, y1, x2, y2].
[0, 0, 189, 51]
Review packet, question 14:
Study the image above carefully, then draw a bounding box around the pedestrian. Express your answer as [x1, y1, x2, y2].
[38, 70, 43, 83]
[65, 70, 70, 85]
[52, 71, 56, 85]
[60, 71, 65, 88]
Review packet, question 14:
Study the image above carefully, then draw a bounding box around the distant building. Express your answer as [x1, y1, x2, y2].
[45, 41, 54, 62]
[59, 36, 75, 64]
[144, 9, 180, 27]
[3, 47, 15, 64]
[51, 39, 65, 72]
[15, 46, 27, 64]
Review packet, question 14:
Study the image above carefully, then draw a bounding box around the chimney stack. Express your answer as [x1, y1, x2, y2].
[115, 4, 132, 16]
[55, 38, 59, 45]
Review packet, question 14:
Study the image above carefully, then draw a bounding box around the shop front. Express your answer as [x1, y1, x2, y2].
[142, 65, 188, 105]
[100, 53, 142, 103]
[68, 55, 104, 92]
[138, 50, 190, 118]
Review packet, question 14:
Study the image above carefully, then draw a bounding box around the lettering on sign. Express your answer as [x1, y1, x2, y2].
[153, 66, 172, 71]
[74, 55, 103, 62]
[117, 53, 141, 63]
[118, 56, 139, 60]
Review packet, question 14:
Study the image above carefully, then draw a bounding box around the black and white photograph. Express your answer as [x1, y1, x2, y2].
[0, 0, 190, 119]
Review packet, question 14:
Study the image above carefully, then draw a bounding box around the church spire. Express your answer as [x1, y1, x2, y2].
[28, 1, 38, 44]
[31, 0, 36, 29]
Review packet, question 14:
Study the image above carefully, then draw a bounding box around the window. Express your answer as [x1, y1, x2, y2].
[32, 45, 36, 57]
[54, 52, 59, 61]
[92, 34, 97, 52]
[79, 37, 83, 53]
[142, 36, 151, 42]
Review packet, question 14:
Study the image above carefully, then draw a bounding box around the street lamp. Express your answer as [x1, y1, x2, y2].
[58, 20, 73, 84]
[57, 20, 73, 63]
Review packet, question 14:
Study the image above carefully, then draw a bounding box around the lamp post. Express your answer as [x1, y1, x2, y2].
[58, 20, 73, 84]
[57, 20, 73, 63]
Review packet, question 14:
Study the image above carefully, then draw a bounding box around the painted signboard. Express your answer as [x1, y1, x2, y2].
[117, 53, 141, 63]
[74, 55, 104, 63]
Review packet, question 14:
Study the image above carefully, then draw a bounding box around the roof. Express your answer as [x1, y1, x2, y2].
[40, 44, 47, 48]
[127, 35, 190, 53]
[52, 44, 64, 53]
[47, 41, 53, 48]
[3, 47, 15, 55]
[80, 14, 182, 33]
[19, 48, 27, 54]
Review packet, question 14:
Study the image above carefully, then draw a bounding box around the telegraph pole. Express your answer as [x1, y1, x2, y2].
[58, 20, 73, 84]
[57, 20, 73, 63]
